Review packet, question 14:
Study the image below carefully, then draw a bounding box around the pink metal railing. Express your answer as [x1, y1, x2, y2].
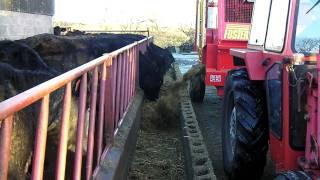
[0, 37, 152, 180]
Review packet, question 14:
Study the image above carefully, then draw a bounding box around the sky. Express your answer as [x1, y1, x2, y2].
[296, 0, 320, 38]
[54, 0, 196, 27]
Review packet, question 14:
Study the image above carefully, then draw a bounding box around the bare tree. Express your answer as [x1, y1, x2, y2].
[296, 38, 320, 53]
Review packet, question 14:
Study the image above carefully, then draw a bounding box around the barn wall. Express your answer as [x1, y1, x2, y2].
[0, 0, 54, 15]
[0, 0, 54, 40]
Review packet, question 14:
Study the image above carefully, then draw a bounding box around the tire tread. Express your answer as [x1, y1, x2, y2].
[222, 68, 268, 180]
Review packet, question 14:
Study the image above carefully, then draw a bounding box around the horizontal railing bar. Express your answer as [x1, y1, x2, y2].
[0, 37, 152, 120]
[108, 37, 151, 57]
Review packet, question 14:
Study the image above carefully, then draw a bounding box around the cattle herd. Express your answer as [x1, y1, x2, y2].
[0, 32, 174, 179]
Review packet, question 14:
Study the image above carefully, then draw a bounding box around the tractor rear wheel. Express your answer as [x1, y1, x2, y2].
[222, 68, 268, 179]
[189, 70, 205, 102]
[274, 171, 311, 180]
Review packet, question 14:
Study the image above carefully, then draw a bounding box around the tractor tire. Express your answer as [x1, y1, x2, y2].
[222, 68, 268, 180]
[274, 171, 311, 180]
[189, 72, 205, 102]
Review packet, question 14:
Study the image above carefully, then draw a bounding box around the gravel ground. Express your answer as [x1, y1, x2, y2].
[192, 86, 275, 180]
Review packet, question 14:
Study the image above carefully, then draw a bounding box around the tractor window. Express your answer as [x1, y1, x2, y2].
[266, 64, 282, 139]
[294, 0, 320, 54]
[207, 6, 218, 29]
[248, 0, 272, 46]
[265, 0, 291, 52]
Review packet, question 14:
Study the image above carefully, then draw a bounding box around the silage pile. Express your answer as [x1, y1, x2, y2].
[128, 66, 185, 180]
[142, 68, 181, 129]
[141, 63, 205, 130]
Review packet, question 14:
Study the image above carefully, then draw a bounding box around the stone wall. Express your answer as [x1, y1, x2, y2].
[0, 0, 54, 15]
[0, 10, 53, 40]
[0, 0, 54, 40]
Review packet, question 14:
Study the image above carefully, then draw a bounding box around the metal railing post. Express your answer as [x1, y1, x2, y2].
[32, 95, 50, 180]
[73, 73, 88, 180]
[0, 116, 13, 180]
[115, 55, 122, 127]
[104, 57, 114, 146]
[86, 68, 98, 180]
[96, 63, 106, 166]
[55, 83, 72, 180]
[124, 50, 129, 108]
[120, 53, 126, 118]
[111, 57, 117, 133]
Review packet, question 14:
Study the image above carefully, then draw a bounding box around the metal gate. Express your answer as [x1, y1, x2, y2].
[0, 37, 152, 180]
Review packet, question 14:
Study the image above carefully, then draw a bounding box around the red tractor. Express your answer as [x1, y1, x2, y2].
[196, 0, 320, 179]
[195, 0, 320, 179]
[192, 0, 254, 101]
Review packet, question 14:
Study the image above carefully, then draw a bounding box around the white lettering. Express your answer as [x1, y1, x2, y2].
[210, 75, 222, 82]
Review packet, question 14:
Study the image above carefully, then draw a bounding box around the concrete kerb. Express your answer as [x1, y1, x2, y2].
[94, 89, 144, 180]
[174, 63, 217, 180]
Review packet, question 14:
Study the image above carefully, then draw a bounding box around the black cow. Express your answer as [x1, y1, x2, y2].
[19, 34, 146, 73]
[139, 52, 163, 100]
[0, 41, 57, 74]
[0, 41, 76, 180]
[53, 26, 67, 36]
[139, 43, 175, 100]
[65, 29, 86, 36]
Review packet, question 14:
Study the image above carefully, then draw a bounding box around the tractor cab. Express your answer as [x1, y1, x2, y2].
[222, 0, 320, 179]
[249, 0, 320, 54]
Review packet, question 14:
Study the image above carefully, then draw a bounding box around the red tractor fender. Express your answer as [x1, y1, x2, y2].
[230, 48, 269, 81]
